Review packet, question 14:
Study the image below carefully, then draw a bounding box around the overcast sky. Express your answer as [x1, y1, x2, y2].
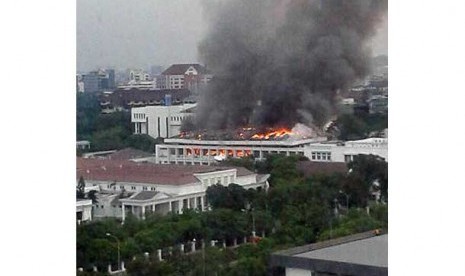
[77, 0, 387, 72]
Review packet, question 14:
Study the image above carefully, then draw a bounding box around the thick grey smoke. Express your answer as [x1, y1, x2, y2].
[195, 0, 387, 130]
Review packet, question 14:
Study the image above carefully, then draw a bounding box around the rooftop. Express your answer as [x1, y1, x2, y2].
[76, 158, 254, 186]
[296, 161, 348, 177]
[100, 88, 192, 108]
[162, 64, 209, 75]
[106, 148, 153, 161]
[270, 231, 388, 276]
[296, 234, 387, 268]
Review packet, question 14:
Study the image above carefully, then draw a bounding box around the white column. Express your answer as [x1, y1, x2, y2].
[259, 150, 263, 160]
[152, 204, 155, 212]
[179, 199, 184, 214]
[121, 203, 126, 223]
[141, 205, 145, 220]
[193, 197, 198, 210]
[200, 196, 205, 211]
[168, 201, 172, 212]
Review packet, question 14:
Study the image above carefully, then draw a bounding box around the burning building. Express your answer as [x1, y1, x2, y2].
[155, 124, 327, 165]
[155, 0, 387, 165]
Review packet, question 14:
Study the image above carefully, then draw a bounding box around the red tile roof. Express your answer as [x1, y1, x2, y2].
[106, 148, 153, 160]
[296, 161, 348, 178]
[76, 158, 254, 186]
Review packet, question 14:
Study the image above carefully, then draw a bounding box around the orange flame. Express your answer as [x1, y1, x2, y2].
[251, 127, 294, 140]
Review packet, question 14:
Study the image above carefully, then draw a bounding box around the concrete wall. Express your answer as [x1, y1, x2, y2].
[76, 200, 93, 221]
[304, 138, 388, 163]
[131, 104, 196, 139]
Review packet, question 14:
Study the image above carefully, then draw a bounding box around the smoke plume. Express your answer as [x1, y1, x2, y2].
[195, 0, 387, 130]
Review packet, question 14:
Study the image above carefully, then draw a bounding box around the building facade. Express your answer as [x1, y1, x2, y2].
[159, 64, 212, 90]
[304, 138, 388, 163]
[81, 69, 116, 93]
[76, 199, 93, 222]
[155, 137, 327, 165]
[131, 103, 196, 138]
[77, 158, 269, 222]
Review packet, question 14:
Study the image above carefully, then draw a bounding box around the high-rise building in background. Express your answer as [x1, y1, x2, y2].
[80, 69, 116, 93]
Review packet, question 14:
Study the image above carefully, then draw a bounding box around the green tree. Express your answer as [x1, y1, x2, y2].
[345, 154, 388, 205]
[76, 93, 101, 140]
[124, 134, 161, 153]
[206, 184, 249, 211]
[336, 114, 368, 140]
[77, 176, 86, 199]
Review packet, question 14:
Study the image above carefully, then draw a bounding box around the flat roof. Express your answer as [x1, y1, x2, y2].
[162, 137, 327, 147]
[270, 231, 388, 276]
[296, 234, 387, 268]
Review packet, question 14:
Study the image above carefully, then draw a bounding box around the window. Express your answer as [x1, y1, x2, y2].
[316, 152, 321, 160]
[120, 185, 124, 190]
[151, 187, 156, 191]
[131, 186, 136, 190]
[143, 186, 147, 191]
[344, 155, 352, 163]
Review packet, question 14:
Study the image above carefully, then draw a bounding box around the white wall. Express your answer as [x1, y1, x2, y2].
[304, 138, 388, 163]
[76, 200, 93, 221]
[131, 104, 196, 138]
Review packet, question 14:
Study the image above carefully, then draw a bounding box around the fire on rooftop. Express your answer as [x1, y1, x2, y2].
[178, 123, 320, 141]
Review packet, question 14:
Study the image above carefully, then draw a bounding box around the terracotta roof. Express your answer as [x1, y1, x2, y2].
[106, 148, 153, 160]
[296, 161, 348, 178]
[76, 158, 254, 186]
[162, 64, 209, 75]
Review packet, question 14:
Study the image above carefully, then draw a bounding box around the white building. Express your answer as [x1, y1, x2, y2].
[77, 158, 269, 222]
[155, 137, 327, 165]
[304, 138, 388, 163]
[131, 103, 196, 138]
[76, 199, 93, 223]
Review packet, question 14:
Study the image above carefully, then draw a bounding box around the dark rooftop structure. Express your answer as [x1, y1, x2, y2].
[270, 230, 387, 276]
[99, 88, 192, 109]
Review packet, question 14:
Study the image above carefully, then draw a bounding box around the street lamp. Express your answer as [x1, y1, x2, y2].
[339, 190, 349, 210]
[106, 233, 120, 271]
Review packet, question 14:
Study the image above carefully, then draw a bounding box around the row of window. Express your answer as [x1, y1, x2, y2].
[106, 184, 156, 191]
[134, 113, 145, 119]
[202, 175, 233, 186]
[171, 116, 186, 122]
[311, 151, 332, 161]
